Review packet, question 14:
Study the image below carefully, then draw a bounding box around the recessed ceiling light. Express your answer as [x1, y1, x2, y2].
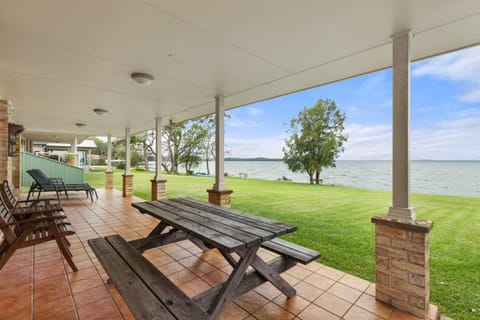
[131, 72, 154, 86]
[75, 123, 86, 128]
[93, 108, 108, 115]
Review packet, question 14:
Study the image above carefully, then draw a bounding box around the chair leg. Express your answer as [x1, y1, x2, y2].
[60, 237, 73, 256]
[0, 247, 16, 270]
[53, 234, 77, 272]
[0, 229, 31, 270]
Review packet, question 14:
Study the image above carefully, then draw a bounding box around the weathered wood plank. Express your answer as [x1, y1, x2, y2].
[193, 256, 297, 311]
[262, 238, 321, 264]
[106, 235, 211, 320]
[88, 237, 176, 320]
[132, 202, 244, 252]
[149, 201, 263, 247]
[162, 200, 274, 240]
[173, 198, 296, 235]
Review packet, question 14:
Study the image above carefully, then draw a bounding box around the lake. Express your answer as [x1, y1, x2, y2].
[192, 160, 480, 197]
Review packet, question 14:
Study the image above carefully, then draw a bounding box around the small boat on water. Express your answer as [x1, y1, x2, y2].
[193, 172, 213, 177]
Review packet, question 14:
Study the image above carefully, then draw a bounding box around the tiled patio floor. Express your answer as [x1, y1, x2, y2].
[0, 189, 437, 320]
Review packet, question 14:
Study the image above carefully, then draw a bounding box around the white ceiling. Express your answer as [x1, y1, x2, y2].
[1, 0, 480, 141]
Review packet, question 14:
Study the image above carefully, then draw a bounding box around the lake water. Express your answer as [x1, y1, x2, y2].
[192, 160, 480, 198]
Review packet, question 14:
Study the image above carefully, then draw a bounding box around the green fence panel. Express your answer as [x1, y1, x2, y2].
[21, 152, 85, 187]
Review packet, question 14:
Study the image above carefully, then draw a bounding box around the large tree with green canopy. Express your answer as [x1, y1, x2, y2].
[283, 98, 347, 184]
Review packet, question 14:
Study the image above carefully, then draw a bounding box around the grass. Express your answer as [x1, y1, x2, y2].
[86, 169, 480, 320]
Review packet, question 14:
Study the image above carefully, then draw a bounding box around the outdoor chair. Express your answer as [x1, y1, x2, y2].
[0, 180, 64, 222]
[1, 180, 63, 214]
[26, 169, 97, 202]
[0, 193, 77, 271]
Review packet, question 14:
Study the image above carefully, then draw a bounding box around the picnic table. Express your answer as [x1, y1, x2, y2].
[89, 198, 320, 320]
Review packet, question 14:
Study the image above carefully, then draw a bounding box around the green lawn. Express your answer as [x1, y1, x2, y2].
[86, 169, 480, 320]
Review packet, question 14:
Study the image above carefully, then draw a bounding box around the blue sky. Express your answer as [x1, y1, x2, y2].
[225, 46, 480, 160]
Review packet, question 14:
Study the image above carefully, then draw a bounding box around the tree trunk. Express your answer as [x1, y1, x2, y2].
[315, 170, 321, 184]
[143, 141, 149, 170]
[308, 173, 314, 184]
[205, 145, 210, 175]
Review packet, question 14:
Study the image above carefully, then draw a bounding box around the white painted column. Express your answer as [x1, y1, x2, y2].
[71, 136, 78, 166]
[87, 149, 92, 169]
[388, 31, 416, 222]
[106, 134, 112, 172]
[125, 127, 131, 175]
[213, 96, 227, 191]
[155, 117, 163, 180]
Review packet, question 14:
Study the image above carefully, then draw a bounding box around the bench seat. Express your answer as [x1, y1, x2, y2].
[88, 235, 210, 320]
[262, 238, 321, 264]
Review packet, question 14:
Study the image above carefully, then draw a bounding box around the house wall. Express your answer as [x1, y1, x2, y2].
[0, 99, 22, 188]
[0, 100, 9, 183]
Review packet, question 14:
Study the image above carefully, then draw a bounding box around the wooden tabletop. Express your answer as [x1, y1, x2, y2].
[132, 198, 297, 253]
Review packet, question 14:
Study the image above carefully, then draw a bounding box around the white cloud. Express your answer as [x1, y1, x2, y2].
[356, 72, 386, 95]
[411, 110, 480, 160]
[246, 107, 264, 117]
[226, 108, 480, 160]
[226, 115, 261, 128]
[340, 124, 392, 160]
[226, 135, 286, 158]
[412, 45, 480, 102]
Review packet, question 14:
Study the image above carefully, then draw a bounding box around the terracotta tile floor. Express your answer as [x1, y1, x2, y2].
[0, 189, 438, 320]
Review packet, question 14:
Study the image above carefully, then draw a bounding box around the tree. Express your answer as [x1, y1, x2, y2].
[162, 121, 185, 173]
[178, 122, 208, 175]
[283, 98, 347, 184]
[196, 113, 230, 175]
[130, 131, 155, 170]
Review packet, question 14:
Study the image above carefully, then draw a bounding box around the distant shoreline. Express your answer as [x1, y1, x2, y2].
[225, 157, 283, 161]
[223, 158, 479, 162]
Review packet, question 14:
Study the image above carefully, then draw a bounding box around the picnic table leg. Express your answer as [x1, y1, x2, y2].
[147, 221, 168, 237]
[218, 249, 238, 267]
[208, 246, 259, 319]
[129, 229, 189, 252]
[237, 249, 296, 298]
[189, 237, 212, 252]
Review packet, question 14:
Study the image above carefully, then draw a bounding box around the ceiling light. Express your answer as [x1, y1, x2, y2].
[93, 108, 108, 115]
[131, 72, 154, 86]
[75, 123, 86, 128]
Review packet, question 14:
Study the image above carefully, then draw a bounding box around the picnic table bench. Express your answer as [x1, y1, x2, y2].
[89, 198, 320, 320]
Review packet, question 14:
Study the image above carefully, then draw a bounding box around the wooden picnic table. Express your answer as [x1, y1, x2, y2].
[90, 198, 320, 319]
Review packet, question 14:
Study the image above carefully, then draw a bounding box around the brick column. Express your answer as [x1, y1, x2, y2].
[12, 134, 21, 189]
[0, 100, 9, 182]
[207, 189, 233, 208]
[151, 179, 167, 200]
[105, 171, 114, 190]
[122, 174, 133, 197]
[372, 215, 433, 318]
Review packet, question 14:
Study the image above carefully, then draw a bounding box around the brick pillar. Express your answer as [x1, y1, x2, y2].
[12, 134, 21, 189]
[105, 171, 114, 190]
[207, 189, 233, 208]
[0, 100, 8, 182]
[151, 179, 167, 200]
[122, 174, 133, 197]
[372, 215, 433, 318]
